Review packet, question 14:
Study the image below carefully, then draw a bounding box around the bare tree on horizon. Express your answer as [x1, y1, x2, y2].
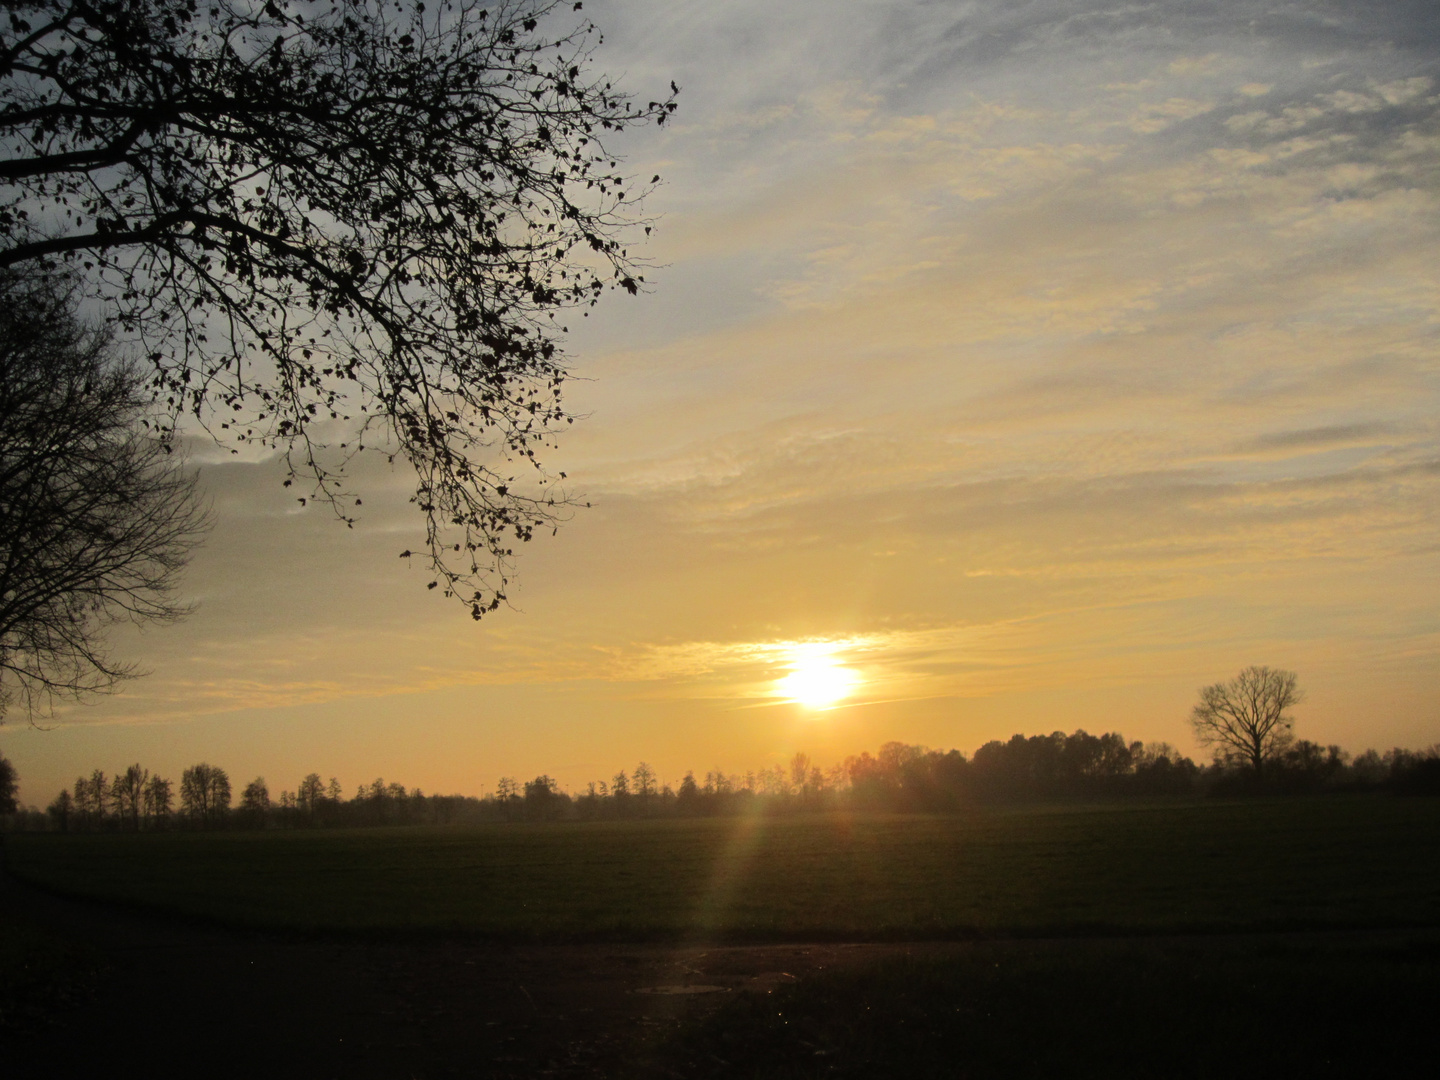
[1191, 666, 1303, 777]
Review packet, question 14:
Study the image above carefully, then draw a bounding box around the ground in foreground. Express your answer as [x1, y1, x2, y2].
[5, 876, 1434, 1079]
[5, 799, 1438, 1076]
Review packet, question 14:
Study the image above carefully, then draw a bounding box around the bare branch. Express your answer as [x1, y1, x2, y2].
[0, 265, 210, 722]
[1191, 666, 1303, 776]
[1, 0, 677, 617]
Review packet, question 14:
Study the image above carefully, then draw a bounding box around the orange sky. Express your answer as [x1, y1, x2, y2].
[6, 0, 1439, 807]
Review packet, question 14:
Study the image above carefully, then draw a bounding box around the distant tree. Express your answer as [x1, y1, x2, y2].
[1271, 741, 1348, 791]
[633, 762, 656, 800]
[238, 777, 269, 824]
[0, 748, 17, 814]
[1191, 666, 1303, 777]
[74, 769, 106, 828]
[577, 779, 602, 820]
[494, 775, 521, 821]
[0, 267, 208, 722]
[1350, 749, 1388, 786]
[808, 767, 827, 795]
[677, 770, 699, 811]
[382, 781, 409, 824]
[142, 774, 172, 827]
[523, 774, 563, 821]
[325, 778, 344, 804]
[270, 788, 295, 826]
[878, 742, 925, 777]
[1060, 731, 1133, 785]
[180, 763, 231, 826]
[1388, 746, 1440, 795]
[46, 786, 71, 831]
[759, 765, 789, 797]
[1129, 742, 1198, 795]
[606, 770, 628, 817]
[109, 763, 147, 831]
[297, 773, 325, 815]
[0, 0, 677, 617]
[789, 753, 811, 797]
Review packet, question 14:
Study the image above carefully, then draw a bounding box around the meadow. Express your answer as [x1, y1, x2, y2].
[8, 796, 1440, 940]
[661, 932, 1440, 1078]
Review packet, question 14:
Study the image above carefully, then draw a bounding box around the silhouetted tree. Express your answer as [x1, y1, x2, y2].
[180, 762, 230, 826]
[610, 768, 630, 814]
[0, 268, 207, 721]
[239, 776, 269, 823]
[633, 761, 656, 814]
[757, 764, 788, 797]
[704, 770, 733, 801]
[73, 768, 106, 828]
[297, 773, 325, 816]
[0, 748, 16, 814]
[495, 775, 521, 821]
[1350, 749, 1388, 786]
[109, 763, 147, 830]
[1130, 742, 1198, 794]
[0, 0, 676, 616]
[1267, 740, 1349, 792]
[141, 773, 172, 827]
[1389, 747, 1440, 795]
[523, 774, 564, 821]
[807, 766, 828, 797]
[677, 770, 700, 813]
[789, 752, 811, 798]
[45, 786, 71, 830]
[844, 751, 889, 807]
[1192, 667, 1302, 778]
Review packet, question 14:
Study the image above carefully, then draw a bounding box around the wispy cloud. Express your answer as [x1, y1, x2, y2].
[22, 1, 1438, 799]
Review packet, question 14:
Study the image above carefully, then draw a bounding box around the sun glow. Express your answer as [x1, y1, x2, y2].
[776, 646, 861, 709]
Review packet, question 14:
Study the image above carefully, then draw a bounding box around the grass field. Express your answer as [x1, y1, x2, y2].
[658, 932, 1440, 1078]
[8, 796, 1440, 940]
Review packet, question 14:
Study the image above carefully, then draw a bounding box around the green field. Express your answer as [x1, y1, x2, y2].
[8, 797, 1440, 939]
[660, 934, 1440, 1078]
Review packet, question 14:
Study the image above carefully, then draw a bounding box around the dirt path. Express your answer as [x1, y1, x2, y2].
[2, 871, 942, 1078]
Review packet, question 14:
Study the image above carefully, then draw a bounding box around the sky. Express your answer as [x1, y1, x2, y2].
[6, 0, 1440, 806]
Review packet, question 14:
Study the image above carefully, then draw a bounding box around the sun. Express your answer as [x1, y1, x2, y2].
[776, 649, 861, 709]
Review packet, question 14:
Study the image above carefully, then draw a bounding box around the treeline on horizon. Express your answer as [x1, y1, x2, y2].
[5, 728, 1440, 833]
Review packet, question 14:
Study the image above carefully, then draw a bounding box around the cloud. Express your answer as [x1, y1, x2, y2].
[33, 0, 1440, 783]
[1242, 421, 1406, 452]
